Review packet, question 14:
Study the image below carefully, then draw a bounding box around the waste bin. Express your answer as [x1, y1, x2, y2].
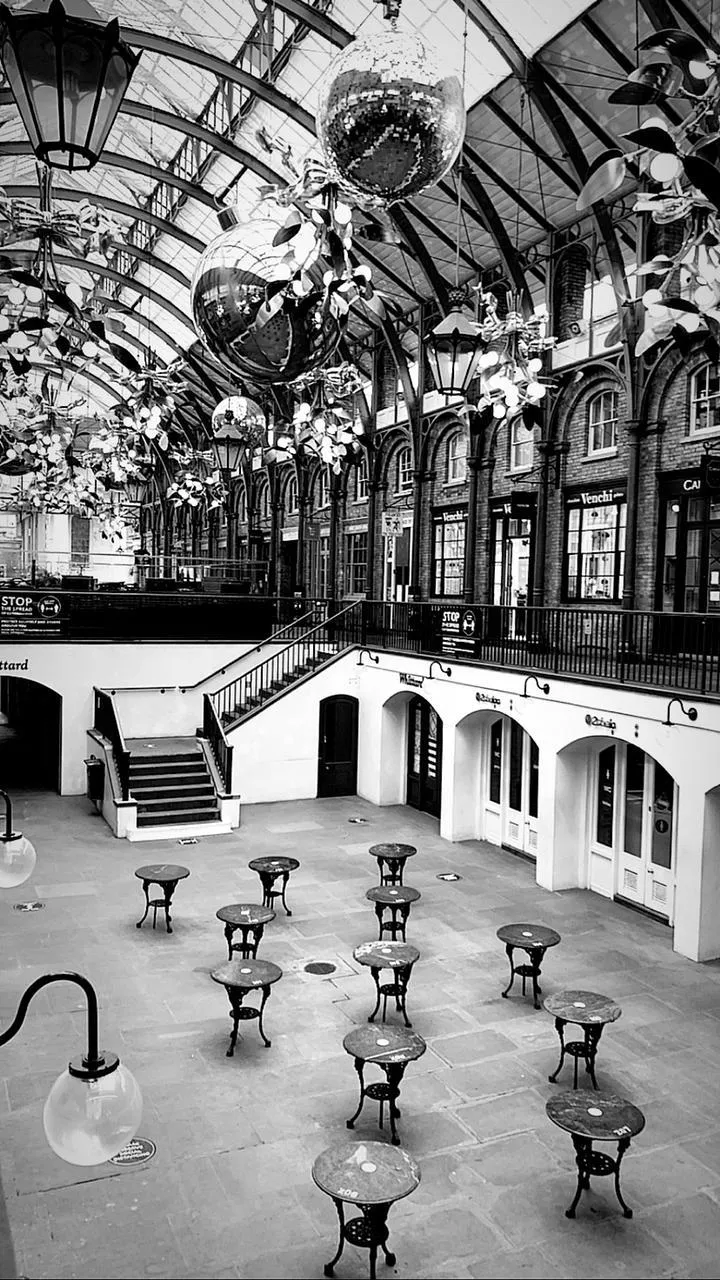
[84, 756, 105, 806]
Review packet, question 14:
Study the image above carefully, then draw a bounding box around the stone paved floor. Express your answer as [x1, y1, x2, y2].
[1, 791, 720, 1280]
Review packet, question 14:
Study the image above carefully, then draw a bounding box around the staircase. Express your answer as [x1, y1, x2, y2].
[209, 601, 363, 734]
[128, 746, 220, 829]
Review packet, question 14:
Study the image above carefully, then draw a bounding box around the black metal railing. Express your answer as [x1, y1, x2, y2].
[93, 688, 130, 800]
[362, 601, 720, 696]
[203, 695, 234, 793]
[212, 601, 363, 729]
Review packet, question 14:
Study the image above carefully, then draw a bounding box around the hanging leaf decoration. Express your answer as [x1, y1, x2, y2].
[107, 343, 142, 373]
[637, 28, 708, 62]
[682, 156, 720, 212]
[576, 153, 627, 213]
[621, 125, 677, 153]
[272, 210, 302, 247]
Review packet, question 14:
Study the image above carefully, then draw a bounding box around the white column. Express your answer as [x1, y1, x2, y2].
[673, 778, 720, 962]
[536, 742, 588, 892]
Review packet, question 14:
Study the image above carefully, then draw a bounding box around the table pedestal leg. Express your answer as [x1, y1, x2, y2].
[567, 1135, 592, 1218]
[324, 1198, 346, 1277]
[279, 871, 292, 917]
[223, 923, 235, 961]
[368, 968, 382, 1023]
[258, 871, 274, 910]
[162, 880, 178, 933]
[257, 983, 272, 1048]
[501, 943, 516, 998]
[136, 881, 151, 929]
[614, 1136, 633, 1218]
[549, 1017, 567, 1082]
[374, 902, 385, 941]
[529, 946, 546, 1008]
[385, 1063, 405, 1145]
[346, 1058, 366, 1129]
[584, 1024, 604, 1089]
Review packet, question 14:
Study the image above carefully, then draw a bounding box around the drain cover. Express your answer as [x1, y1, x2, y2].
[348, 817, 368, 824]
[178, 837, 198, 845]
[13, 901, 44, 911]
[436, 873, 463, 882]
[304, 961, 337, 975]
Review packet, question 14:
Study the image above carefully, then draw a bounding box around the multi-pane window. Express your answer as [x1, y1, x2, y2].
[395, 446, 413, 494]
[345, 532, 368, 594]
[257, 483, 271, 521]
[509, 418, 533, 471]
[433, 511, 466, 597]
[690, 364, 720, 435]
[354, 453, 369, 502]
[446, 431, 467, 483]
[565, 496, 627, 601]
[285, 475, 298, 514]
[587, 390, 618, 454]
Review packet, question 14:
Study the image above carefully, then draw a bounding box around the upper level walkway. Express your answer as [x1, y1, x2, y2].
[2, 590, 719, 701]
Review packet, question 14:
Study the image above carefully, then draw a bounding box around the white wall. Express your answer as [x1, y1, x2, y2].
[0, 643, 245, 794]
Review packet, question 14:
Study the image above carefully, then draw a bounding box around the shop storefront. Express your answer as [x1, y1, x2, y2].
[563, 485, 627, 603]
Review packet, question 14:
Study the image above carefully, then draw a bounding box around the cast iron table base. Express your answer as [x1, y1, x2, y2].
[368, 843, 417, 888]
[248, 856, 300, 916]
[354, 942, 420, 1030]
[547, 1091, 645, 1219]
[134, 864, 190, 934]
[365, 886, 421, 943]
[496, 923, 561, 1009]
[210, 958, 282, 1057]
[343, 1026, 426, 1146]
[215, 903, 276, 961]
[544, 990, 622, 1090]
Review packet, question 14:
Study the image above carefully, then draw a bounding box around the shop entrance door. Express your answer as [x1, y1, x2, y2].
[501, 719, 539, 857]
[317, 696, 358, 797]
[618, 745, 675, 917]
[383, 527, 411, 602]
[406, 696, 442, 818]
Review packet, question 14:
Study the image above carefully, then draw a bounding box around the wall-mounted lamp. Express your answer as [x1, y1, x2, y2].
[664, 697, 698, 726]
[0, 789, 36, 888]
[429, 661, 452, 679]
[522, 675, 550, 698]
[0, 972, 141, 1165]
[357, 650, 380, 667]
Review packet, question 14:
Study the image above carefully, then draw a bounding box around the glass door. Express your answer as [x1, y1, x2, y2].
[406, 697, 443, 818]
[618, 746, 675, 918]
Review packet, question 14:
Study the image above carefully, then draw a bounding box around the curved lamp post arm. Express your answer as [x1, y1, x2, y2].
[0, 971, 118, 1079]
[0, 788, 17, 838]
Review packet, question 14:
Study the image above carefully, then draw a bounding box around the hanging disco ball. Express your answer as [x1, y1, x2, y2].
[190, 202, 343, 385]
[315, 29, 466, 207]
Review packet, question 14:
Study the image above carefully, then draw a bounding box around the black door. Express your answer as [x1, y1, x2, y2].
[406, 696, 443, 818]
[0, 677, 62, 791]
[317, 695, 358, 797]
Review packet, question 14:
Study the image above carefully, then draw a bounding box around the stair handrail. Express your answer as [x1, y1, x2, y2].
[93, 687, 131, 800]
[203, 693, 234, 793]
[211, 600, 362, 728]
[178, 601, 326, 692]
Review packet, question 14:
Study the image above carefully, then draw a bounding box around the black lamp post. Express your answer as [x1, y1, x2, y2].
[425, 287, 485, 397]
[0, 0, 139, 171]
[0, 788, 36, 887]
[0, 972, 142, 1164]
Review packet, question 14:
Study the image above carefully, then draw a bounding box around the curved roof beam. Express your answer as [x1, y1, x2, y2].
[388, 207, 450, 313]
[461, 168, 533, 311]
[0, 141, 220, 210]
[0, 91, 285, 189]
[1, 184, 205, 254]
[121, 29, 316, 136]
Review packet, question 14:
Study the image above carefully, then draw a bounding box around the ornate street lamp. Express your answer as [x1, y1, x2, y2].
[425, 287, 485, 397]
[0, 0, 139, 171]
[0, 788, 36, 887]
[211, 395, 266, 481]
[0, 971, 142, 1164]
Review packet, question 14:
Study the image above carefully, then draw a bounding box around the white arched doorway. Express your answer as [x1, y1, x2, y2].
[558, 735, 678, 921]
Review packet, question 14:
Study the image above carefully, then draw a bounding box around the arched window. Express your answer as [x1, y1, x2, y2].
[354, 453, 369, 502]
[690, 365, 720, 436]
[394, 445, 412, 494]
[235, 485, 247, 524]
[587, 389, 619, 454]
[446, 430, 467, 483]
[285, 474, 298, 513]
[509, 418, 533, 472]
[257, 481, 271, 521]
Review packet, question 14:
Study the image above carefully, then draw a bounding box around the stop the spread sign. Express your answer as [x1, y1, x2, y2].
[0, 593, 65, 637]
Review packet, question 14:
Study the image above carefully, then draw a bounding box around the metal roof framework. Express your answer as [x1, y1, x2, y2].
[0, 0, 711, 424]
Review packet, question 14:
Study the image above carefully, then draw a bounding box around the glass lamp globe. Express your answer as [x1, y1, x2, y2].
[43, 1061, 143, 1166]
[0, 832, 36, 888]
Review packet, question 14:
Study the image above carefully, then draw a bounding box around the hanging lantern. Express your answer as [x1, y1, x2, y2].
[315, 27, 465, 207]
[191, 201, 343, 385]
[425, 291, 484, 397]
[211, 396, 266, 474]
[0, 0, 139, 171]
